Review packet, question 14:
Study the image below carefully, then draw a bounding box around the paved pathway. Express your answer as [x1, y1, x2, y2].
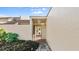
[36, 42, 50, 51]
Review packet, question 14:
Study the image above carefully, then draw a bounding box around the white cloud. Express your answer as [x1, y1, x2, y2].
[31, 8, 48, 15]
[0, 14, 9, 17]
[31, 8, 47, 11]
[42, 8, 46, 11]
[0, 14, 19, 17]
[32, 11, 43, 15]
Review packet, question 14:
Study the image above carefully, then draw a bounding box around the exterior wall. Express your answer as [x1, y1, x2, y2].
[47, 7, 79, 50]
[41, 25, 46, 39]
[0, 16, 32, 41]
[0, 18, 9, 22]
[0, 25, 32, 40]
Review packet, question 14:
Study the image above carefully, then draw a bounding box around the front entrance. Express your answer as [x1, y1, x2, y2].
[32, 18, 46, 41]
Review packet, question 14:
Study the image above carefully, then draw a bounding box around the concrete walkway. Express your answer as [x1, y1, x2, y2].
[36, 42, 51, 51]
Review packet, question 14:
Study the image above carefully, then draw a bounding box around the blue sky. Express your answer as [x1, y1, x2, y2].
[0, 7, 50, 16]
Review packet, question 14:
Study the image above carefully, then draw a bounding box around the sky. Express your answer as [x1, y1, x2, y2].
[0, 7, 50, 16]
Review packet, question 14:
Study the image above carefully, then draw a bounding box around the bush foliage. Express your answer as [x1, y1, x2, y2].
[0, 28, 39, 51]
[0, 28, 6, 41]
[3, 32, 19, 42]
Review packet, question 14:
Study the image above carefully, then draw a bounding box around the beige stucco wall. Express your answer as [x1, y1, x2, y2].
[0, 24, 32, 40]
[47, 7, 79, 50]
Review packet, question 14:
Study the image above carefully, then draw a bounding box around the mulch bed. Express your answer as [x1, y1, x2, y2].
[0, 40, 39, 51]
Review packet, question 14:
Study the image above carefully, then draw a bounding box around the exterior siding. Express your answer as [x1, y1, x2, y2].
[47, 7, 79, 50]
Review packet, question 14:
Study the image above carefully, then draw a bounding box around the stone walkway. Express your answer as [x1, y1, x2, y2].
[36, 42, 50, 51]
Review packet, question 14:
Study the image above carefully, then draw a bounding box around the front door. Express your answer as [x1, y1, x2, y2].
[34, 25, 42, 40]
[32, 19, 46, 41]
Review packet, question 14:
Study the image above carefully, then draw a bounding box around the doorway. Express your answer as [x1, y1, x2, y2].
[32, 18, 46, 41]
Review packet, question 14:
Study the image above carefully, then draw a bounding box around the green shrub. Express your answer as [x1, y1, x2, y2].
[0, 28, 6, 41]
[4, 32, 19, 43]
